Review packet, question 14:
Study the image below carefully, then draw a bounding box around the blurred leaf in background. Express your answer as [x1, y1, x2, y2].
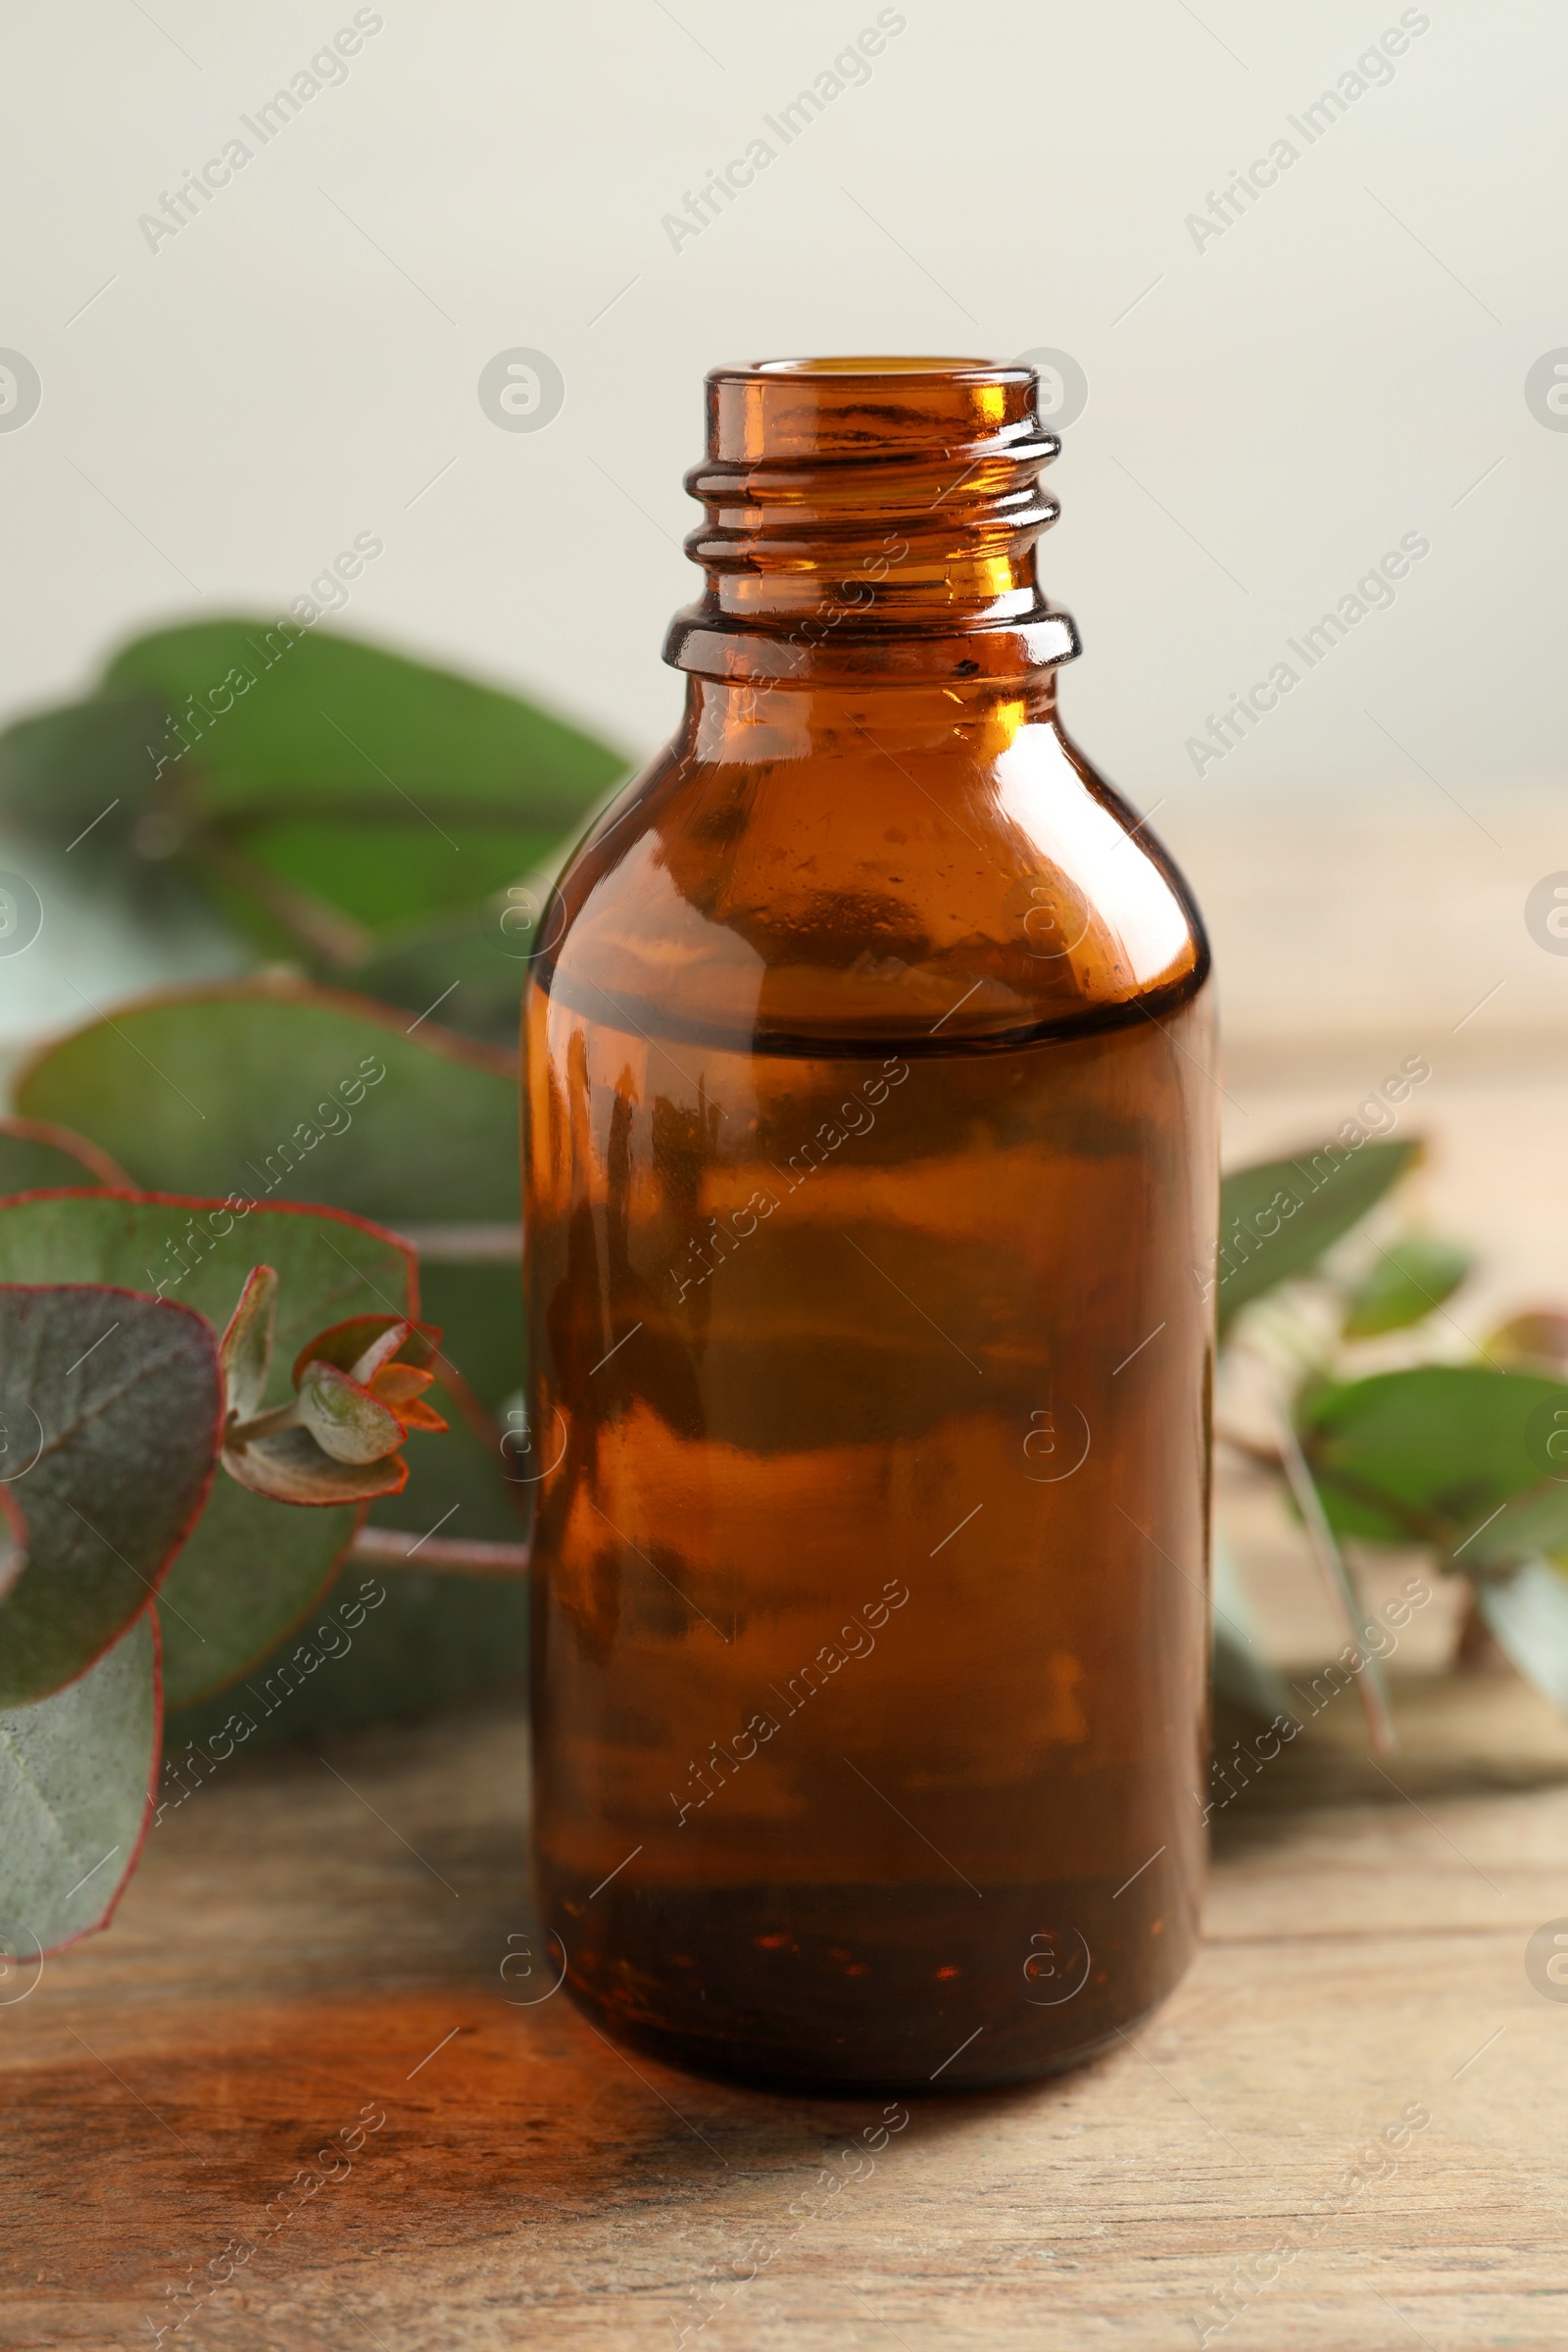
[1215, 1140, 1420, 1336]
[1213, 1133, 1568, 1746]
[1300, 1364, 1568, 1564]
[1340, 1236, 1474, 1340]
[0, 621, 627, 1045]
[0, 1116, 130, 1194]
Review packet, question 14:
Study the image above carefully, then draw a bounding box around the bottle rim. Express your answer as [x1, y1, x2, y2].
[716, 356, 1036, 383]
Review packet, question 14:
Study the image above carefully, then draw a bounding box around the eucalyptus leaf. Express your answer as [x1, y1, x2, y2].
[0, 1192, 414, 1367]
[15, 980, 518, 1227]
[16, 979, 524, 1420]
[371, 1375, 526, 1547]
[0, 1287, 220, 1705]
[294, 1359, 403, 1464]
[166, 1379, 529, 1746]
[0, 1117, 131, 1197]
[0, 688, 170, 836]
[222, 1422, 407, 1505]
[0, 1193, 415, 1709]
[166, 1567, 527, 1756]
[0, 1607, 159, 1955]
[1300, 1363, 1568, 1561]
[1217, 1140, 1420, 1335]
[0, 1482, 25, 1602]
[1477, 1558, 1568, 1714]
[7, 980, 530, 1735]
[1485, 1310, 1568, 1377]
[1211, 1525, 1296, 1723]
[219, 1263, 276, 1421]
[103, 618, 625, 827]
[0, 624, 621, 997]
[104, 619, 623, 944]
[1342, 1237, 1472, 1340]
[155, 1469, 358, 1709]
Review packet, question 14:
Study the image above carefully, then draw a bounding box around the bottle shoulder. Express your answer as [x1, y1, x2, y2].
[530, 710, 1209, 1055]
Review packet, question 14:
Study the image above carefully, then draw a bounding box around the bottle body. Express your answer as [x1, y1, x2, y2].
[523, 361, 1216, 2089]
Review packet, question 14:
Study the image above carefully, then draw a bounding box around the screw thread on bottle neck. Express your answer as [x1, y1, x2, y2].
[664, 356, 1080, 687]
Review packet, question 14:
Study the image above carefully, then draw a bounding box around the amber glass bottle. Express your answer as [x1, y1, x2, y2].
[523, 358, 1216, 2091]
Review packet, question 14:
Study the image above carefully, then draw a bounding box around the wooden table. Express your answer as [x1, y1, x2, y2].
[6, 1659, 1567, 2352]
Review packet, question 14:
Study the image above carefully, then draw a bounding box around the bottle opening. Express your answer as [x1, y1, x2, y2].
[664, 355, 1079, 686]
[741, 355, 1030, 378]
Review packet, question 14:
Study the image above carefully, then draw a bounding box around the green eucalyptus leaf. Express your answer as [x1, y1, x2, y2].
[222, 1424, 406, 1505]
[1486, 1310, 1568, 1377]
[101, 618, 623, 938]
[294, 1360, 404, 1465]
[1477, 1558, 1568, 1713]
[1210, 1525, 1295, 1722]
[15, 980, 517, 1227]
[166, 1565, 527, 1756]
[0, 625, 620, 981]
[0, 1118, 131, 1197]
[0, 1607, 159, 1955]
[0, 1482, 25, 1601]
[0, 1286, 220, 1705]
[0, 689, 170, 837]
[1217, 1140, 1420, 1335]
[347, 879, 556, 1049]
[16, 979, 524, 1426]
[164, 1380, 528, 1750]
[370, 1374, 525, 1546]
[104, 618, 624, 827]
[155, 1470, 355, 1709]
[0, 1194, 413, 1378]
[11, 993, 527, 1728]
[1300, 1363, 1568, 1560]
[0, 1194, 415, 1709]
[219, 1263, 276, 1420]
[1342, 1237, 1473, 1340]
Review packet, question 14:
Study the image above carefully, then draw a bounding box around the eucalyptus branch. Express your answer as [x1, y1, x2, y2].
[399, 1225, 523, 1262]
[225, 1399, 300, 1446]
[350, 1527, 532, 1575]
[1268, 1388, 1397, 1754]
[1215, 1425, 1284, 1471]
[193, 831, 376, 966]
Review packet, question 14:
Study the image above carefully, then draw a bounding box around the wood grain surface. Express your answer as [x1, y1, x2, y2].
[5, 1658, 1567, 2352]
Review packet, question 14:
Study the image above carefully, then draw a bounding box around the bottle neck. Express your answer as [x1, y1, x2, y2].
[663, 358, 1080, 689]
[676, 672, 1062, 768]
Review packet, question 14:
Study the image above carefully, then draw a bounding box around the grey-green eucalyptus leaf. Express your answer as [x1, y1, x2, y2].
[0, 1607, 159, 1955]
[0, 1286, 220, 1706]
